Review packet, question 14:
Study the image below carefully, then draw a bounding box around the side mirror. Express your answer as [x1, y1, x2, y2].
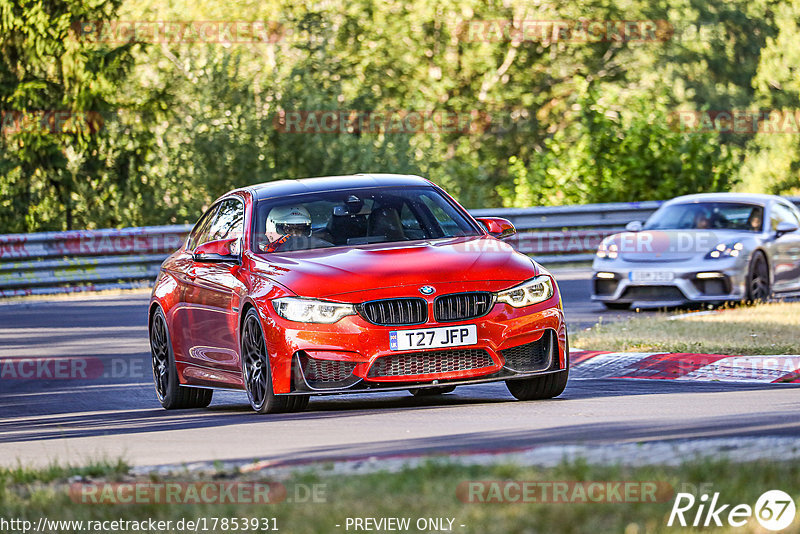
[776, 221, 799, 238]
[625, 220, 643, 232]
[193, 238, 241, 264]
[476, 217, 516, 239]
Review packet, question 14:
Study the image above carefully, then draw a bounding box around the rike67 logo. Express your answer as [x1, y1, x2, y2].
[668, 490, 796, 531]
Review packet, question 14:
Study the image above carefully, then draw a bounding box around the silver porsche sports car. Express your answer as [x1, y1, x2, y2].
[592, 193, 800, 309]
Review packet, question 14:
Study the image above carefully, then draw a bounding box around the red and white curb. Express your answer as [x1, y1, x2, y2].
[570, 350, 800, 383]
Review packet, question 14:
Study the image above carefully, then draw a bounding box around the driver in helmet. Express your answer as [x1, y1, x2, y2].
[261, 205, 331, 252]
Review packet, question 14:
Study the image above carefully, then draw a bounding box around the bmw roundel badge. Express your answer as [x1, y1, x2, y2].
[419, 285, 436, 295]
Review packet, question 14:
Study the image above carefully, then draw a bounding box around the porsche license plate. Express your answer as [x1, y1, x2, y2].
[629, 271, 675, 283]
[390, 324, 478, 351]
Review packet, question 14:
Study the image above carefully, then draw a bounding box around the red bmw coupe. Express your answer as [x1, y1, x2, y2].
[149, 174, 569, 413]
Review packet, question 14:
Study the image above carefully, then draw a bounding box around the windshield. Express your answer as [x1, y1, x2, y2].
[644, 202, 764, 232]
[252, 186, 482, 253]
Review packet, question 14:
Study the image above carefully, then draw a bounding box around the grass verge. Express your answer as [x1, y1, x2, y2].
[0, 458, 130, 485]
[1, 457, 799, 533]
[573, 301, 800, 355]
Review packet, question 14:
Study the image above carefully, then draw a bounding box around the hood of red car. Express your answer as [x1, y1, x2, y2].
[250, 236, 538, 299]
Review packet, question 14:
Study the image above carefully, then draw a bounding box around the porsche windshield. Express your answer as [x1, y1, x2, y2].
[644, 202, 764, 232]
[252, 187, 482, 253]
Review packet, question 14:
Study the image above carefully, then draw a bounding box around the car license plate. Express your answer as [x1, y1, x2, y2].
[390, 324, 478, 351]
[629, 271, 675, 282]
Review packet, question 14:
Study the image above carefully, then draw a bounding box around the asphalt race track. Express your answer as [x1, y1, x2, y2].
[1, 270, 799, 469]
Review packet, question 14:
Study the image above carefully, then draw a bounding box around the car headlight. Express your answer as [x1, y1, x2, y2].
[705, 241, 743, 259]
[496, 275, 554, 307]
[272, 297, 356, 323]
[596, 241, 618, 260]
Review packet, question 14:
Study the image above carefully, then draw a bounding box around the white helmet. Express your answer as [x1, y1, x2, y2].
[266, 205, 312, 237]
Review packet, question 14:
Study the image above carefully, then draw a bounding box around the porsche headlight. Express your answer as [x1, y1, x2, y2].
[705, 241, 743, 259]
[496, 275, 554, 307]
[272, 297, 356, 323]
[596, 241, 619, 260]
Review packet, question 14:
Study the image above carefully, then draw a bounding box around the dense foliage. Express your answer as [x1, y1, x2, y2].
[1, 0, 798, 232]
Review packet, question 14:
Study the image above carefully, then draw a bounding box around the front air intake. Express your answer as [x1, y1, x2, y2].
[294, 352, 360, 390]
[500, 330, 556, 373]
[367, 349, 494, 378]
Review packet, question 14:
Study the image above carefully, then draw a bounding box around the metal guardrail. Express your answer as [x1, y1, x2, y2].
[471, 200, 666, 230]
[476, 197, 800, 264]
[473, 200, 667, 264]
[0, 226, 191, 297]
[1, 198, 798, 297]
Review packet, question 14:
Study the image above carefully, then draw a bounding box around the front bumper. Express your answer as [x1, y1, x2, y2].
[260, 295, 567, 395]
[591, 256, 748, 306]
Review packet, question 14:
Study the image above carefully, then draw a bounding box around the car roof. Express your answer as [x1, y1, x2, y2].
[226, 174, 434, 200]
[664, 192, 787, 207]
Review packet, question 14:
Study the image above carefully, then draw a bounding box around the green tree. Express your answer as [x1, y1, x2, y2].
[507, 89, 736, 206]
[737, 1, 800, 195]
[0, 0, 165, 232]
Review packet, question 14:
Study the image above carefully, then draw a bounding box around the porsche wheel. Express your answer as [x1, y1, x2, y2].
[745, 251, 770, 303]
[150, 307, 212, 409]
[242, 309, 308, 414]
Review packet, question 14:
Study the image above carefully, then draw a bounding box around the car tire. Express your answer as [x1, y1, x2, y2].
[505, 335, 569, 401]
[150, 307, 213, 409]
[409, 385, 456, 396]
[745, 251, 771, 303]
[603, 302, 631, 310]
[241, 308, 309, 414]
